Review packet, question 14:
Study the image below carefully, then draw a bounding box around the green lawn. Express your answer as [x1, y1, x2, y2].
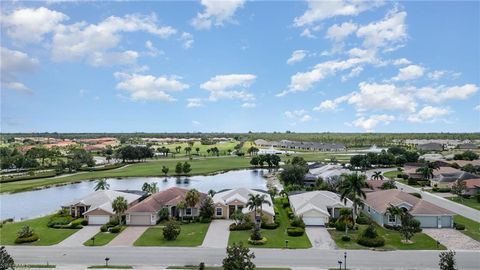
[87, 266, 132, 269]
[0, 215, 79, 246]
[383, 170, 401, 180]
[454, 215, 480, 241]
[134, 222, 210, 246]
[447, 197, 480, 211]
[167, 267, 290, 270]
[228, 199, 312, 249]
[83, 227, 125, 246]
[328, 224, 445, 250]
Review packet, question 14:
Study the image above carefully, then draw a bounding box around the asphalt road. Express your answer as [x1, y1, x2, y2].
[395, 182, 480, 222]
[5, 246, 480, 269]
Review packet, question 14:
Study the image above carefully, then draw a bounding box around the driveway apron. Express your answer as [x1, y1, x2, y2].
[201, 219, 231, 248]
[56, 226, 100, 247]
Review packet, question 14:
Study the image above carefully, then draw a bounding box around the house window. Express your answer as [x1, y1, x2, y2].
[216, 207, 223, 216]
[388, 214, 396, 224]
[185, 208, 192, 216]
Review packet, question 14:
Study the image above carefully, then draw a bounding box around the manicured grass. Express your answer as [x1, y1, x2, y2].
[167, 267, 290, 270]
[328, 224, 445, 250]
[383, 170, 401, 180]
[87, 266, 132, 269]
[134, 222, 210, 246]
[228, 199, 312, 249]
[83, 227, 125, 246]
[0, 215, 80, 246]
[454, 215, 480, 241]
[447, 197, 480, 211]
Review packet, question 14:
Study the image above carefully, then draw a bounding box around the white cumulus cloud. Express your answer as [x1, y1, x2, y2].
[407, 106, 451, 123]
[392, 64, 424, 81]
[200, 74, 256, 101]
[191, 0, 245, 30]
[0, 46, 39, 93]
[285, 110, 312, 122]
[351, 114, 395, 131]
[287, 50, 308, 65]
[416, 84, 478, 103]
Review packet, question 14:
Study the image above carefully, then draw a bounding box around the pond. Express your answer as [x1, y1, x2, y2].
[0, 169, 270, 221]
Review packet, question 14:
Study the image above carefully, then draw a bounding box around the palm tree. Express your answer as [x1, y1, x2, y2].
[177, 201, 186, 221]
[416, 161, 439, 180]
[372, 171, 384, 180]
[195, 147, 200, 155]
[246, 194, 271, 223]
[338, 208, 354, 237]
[386, 204, 403, 222]
[94, 179, 109, 191]
[208, 189, 216, 197]
[339, 173, 367, 224]
[112, 196, 128, 225]
[185, 189, 200, 209]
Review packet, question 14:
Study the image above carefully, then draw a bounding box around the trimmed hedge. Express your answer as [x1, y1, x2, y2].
[357, 236, 385, 247]
[286, 208, 294, 219]
[286, 227, 305, 237]
[0, 170, 57, 183]
[15, 234, 39, 244]
[341, 235, 351, 242]
[261, 222, 279, 230]
[79, 163, 125, 171]
[356, 215, 371, 225]
[290, 216, 305, 228]
[248, 237, 268, 245]
[454, 223, 465, 230]
[229, 223, 253, 231]
[109, 226, 122, 233]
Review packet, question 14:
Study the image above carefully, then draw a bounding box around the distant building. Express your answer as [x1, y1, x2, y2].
[254, 139, 346, 152]
[457, 143, 479, 150]
[417, 142, 444, 152]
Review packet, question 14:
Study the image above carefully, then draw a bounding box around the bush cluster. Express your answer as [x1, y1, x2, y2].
[261, 222, 279, 230]
[356, 214, 371, 225]
[248, 237, 268, 245]
[163, 221, 181, 241]
[286, 227, 305, 236]
[356, 225, 385, 247]
[229, 223, 253, 231]
[341, 235, 351, 242]
[432, 187, 451, 193]
[290, 216, 305, 228]
[454, 222, 465, 230]
[100, 219, 120, 232]
[15, 234, 39, 244]
[109, 226, 122, 233]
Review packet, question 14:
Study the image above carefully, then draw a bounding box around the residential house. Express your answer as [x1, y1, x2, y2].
[63, 190, 143, 225]
[431, 170, 479, 188]
[417, 143, 444, 152]
[309, 164, 349, 184]
[289, 191, 352, 226]
[457, 143, 479, 150]
[362, 189, 453, 228]
[212, 188, 275, 223]
[125, 187, 207, 225]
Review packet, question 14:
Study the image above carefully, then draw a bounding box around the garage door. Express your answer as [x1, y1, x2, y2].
[129, 214, 151, 225]
[88, 215, 110, 225]
[303, 217, 325, 226]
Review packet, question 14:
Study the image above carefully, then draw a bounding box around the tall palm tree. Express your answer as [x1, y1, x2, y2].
[372, 171, 384, 180]
[112, 196, 128, 225]
[416, 161, 439, 180]
[339, 173, 367, 223]
[208, 189, 216, 197]
[94, 179, 109, 191]
[185, 189, 200, 209]
[246, 194, 271, 221]
[338, 208, 354, 237]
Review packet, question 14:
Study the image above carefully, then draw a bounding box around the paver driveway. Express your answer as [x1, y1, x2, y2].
[201, 219, 231, 248]
[423, 228, 480, 250]
[305, 227, 336, 249]
[107, 226, 149, 246]
[56, 226, 100, 247]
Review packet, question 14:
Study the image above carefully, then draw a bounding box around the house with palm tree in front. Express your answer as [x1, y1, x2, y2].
[212, 188, 275, 223]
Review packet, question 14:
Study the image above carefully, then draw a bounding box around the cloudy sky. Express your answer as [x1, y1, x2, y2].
[1, 0, 479, 133]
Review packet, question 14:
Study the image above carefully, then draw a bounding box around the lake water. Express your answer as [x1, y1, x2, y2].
[0, 169, 269, 221]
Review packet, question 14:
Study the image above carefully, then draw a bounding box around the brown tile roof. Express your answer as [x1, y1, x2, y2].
[366, 180, 389, 191]
[446, 160, 480, 167]
[364, 189, 453, 216]
[405, 166, 461, 176]
[126, 187, 206, 213]
[462, 179, 480, 189]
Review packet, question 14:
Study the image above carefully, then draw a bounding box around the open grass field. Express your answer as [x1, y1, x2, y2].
[454, 215, 480, 241]
[134, 222, 210, 246]
[228, 199, 312, 249]
[328, 223, 445, 250]
[0, 215, 79, 246]
[447, 197, 480, 211]
[83, 227, 125, 246]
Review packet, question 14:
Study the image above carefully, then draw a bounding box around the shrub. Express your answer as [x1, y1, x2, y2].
[107, 218, 120, 227]
[81, 219, 88, 226]
[163, 221, 181, 241]
[417, 181, 430, 187]
[356, 214, 371, 225]
[290, 216, 305, 228]
[199, 217, 212, 223]
[335, 220, 353, 231]
[17, 226, 34, 239]
[261, 222, 279, 230]
[341, 235, 351, 242]
[409, 192, 422, 198]
[248, 237, 267, 245]
[362, 225, 378, 239]
[158, 208, 170, 222]
[407, 178, 417, 185]
[250, 227, 262, 241]
[384, 224, 400, 231]
[47, 216, 73, 228]
[327, 217, 337, 228]
[286, 208, 294, 219]
[70, 219, 84, 228]
[286, 227, 305, 237]
[357, 236, 385, 247]
[109, 225, 122, 233]
[229, 223, 253, 231]
[100, 224, 108, 232]
[281, 198, 290, 208]
[454, 223, 465, 230]
[14, 234, 39, 244]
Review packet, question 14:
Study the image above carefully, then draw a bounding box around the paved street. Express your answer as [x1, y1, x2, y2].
[305, 227, 336, 249]
[56, 226, 100, 247]
[423, 228, 480, 250]
[201, 220, 231, 248]
[107, 226, 149, 246]
[5, 246, 480, 269]
[395, 182, 480, 222]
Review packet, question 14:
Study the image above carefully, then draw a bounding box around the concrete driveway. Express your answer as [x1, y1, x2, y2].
[56, 226, 100, 247]
[201, 220, 231, 248]
[423, 228, 480, 250]
[107, 226, 149, 246]
[305, 227, 336, 249]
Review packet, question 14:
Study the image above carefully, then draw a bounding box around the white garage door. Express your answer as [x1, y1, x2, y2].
[88, 215, 110, 225]
[129, 214, 151, 225]
[303, 217, 325, 226]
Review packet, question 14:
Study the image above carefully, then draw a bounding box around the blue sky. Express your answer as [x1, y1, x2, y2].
[1, 0, 479, 133]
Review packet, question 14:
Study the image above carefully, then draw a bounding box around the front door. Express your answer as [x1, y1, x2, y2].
[228, 205, 236, 218]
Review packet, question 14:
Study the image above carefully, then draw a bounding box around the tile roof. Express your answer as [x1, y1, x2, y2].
[65, 190, 142, 215]
[212, 188, 274, 216]
[289, 191, 352, 217]
[364, 189, 453, 215]
[126, 187, 206, 213]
